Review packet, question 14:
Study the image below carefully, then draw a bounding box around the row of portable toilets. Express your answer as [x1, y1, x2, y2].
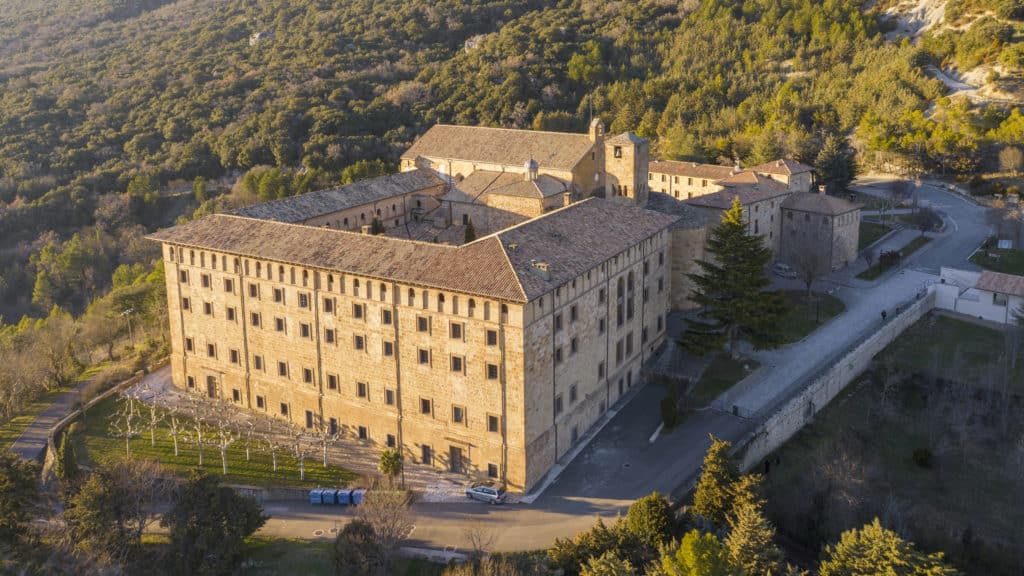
[309, 488, 366, 505]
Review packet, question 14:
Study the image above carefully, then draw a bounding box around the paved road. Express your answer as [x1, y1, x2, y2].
[8, 380, 91, 461]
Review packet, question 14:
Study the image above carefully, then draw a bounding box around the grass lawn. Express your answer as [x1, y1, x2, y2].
[0, 384, 77, 452]
[970, 247, 1024, 276]
[776, 291, 846, 344]
[856, 235, 931, 280]
[141, 536, 444, 576]
[858, 221, 891, 250]
[762, 312, 1024, 574]
[689, 354, 760, 406]
[72, 396, 359, 489]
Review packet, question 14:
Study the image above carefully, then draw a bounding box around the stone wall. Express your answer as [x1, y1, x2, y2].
[669, 226, 707, 311]
[735, 290, 935, 472]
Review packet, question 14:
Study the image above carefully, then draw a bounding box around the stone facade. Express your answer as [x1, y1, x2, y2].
[779, 193, 861, 270]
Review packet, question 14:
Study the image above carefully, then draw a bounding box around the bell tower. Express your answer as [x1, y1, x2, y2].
[603, 132, 649, 206]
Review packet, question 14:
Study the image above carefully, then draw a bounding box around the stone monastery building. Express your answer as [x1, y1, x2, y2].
[149, 120, 857, 492]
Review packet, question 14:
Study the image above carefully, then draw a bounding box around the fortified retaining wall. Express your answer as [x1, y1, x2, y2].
[735, 290, 936, 472]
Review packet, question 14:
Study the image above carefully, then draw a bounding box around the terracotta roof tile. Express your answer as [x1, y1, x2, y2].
[976, 270, 1024, 298]
[401, 125, 595, 172]
[749, 158, 814, 176]
[780, 193, 860, 216]
[648, 160, 739, 181]
[685, 173, 790, 209]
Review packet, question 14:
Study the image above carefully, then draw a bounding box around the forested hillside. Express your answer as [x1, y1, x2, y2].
[0, 0, 1021, 324]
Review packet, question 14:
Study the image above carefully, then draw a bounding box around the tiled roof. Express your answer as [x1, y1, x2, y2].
[781, 193, 860, 216]
[686, 173, 790, 209]
[606, 132, 645, 145]
[147, 199, 678, 303]
[445, 171, 569, 204]
[495, 199, 679, 299]
[648, 160, 739, 181]
[230, 169, 443, 223]
[976, 270, 1024, 297]
[749, 159, 814, 176]
[645, 192, 706, 230]
[401, 125, 595, 172]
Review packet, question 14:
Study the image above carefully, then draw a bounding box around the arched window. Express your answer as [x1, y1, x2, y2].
[501, 304, 509, 323]
[380, 284, 387, 302]
[361, 213, 366, 222]
[353, 279, 360, 297]
[233, 258, 240, 273]
[344, 217, 349, 227]
[617, 277, 625, 299]
[408, 288, 415, 307]
[302, 270, 309, 287]
[256, 262, 262, 277]
[483, 301, 490, 321]
[327, 274, 334, 291]
[278, 265, 285, 282]
[422, 290, 429, 309]
[468, 299, 476, 318]
[437, 293, 445, 313]
[627, 271, 635, 293]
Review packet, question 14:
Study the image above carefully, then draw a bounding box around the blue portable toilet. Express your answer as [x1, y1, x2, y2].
[309, 488, 325, 505]
[351, 488, 367, 505]
[335, 488, 353, 505]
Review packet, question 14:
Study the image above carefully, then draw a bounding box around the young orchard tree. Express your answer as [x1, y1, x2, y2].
[687, 197, 786, 356]
[137, 383, 164, 447]
[314, 415, 341, 467]
[262, 421, 284, 472]
[211, 402, 237, 476]
[167, 406, 185, 457]
[237, 419, 257, 462]
[292, 431, 316, 481]
[185, 397, 210, 467]
[109, 394, 142, 459]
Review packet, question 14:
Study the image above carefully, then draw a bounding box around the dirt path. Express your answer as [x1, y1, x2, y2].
[8, 381, 90, 461]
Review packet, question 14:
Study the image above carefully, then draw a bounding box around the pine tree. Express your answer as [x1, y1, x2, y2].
[692, 436, 739, 527]
[660, 529, 734, 576]
[464, 218, 477, 243]
[727, 474, 765, 526]
[686, 198, 787, 356]
[625, 492, 674, 549]
[725, 502, 782, 575]
[815, 134, 859, 195]
[582, 550, 635, 576]
[819, 518, 960, 576]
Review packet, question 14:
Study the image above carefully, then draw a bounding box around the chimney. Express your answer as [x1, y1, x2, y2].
[524, 159, 539, 181]
[529, 259, 551, 281]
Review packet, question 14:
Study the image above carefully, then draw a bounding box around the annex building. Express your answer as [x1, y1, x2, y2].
[148, 121, 853, 492]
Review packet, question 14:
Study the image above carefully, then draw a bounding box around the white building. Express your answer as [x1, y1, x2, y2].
[935, 267, 1024, 324]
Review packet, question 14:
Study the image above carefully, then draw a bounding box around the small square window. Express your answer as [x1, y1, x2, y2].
[298, 293, 309, 308]
[354, 335, 365, 350]
[450, 322, 462, 339]
[386, 434, 396, 448]
[417, 316, 429, 332]
[251, 312, 261, 327]
[385, 389, 395, 405]
[201, 274, 211, 288]
[249, 283, 259, 298]
[418, 349, 430, 365]
[487, 364, 499, 380]
[323, 297, 334, 313]
[325, 328, 335, 344]
[275, 317, 285, 332]
[254, 355, 263, 370]
[357, 382, 368, 398]
[451, 356, 464, 373]
[488, 463, 499, 478]
[420, 398, 432, 415]
[303, 368, 313, 383]
[186, 376, 195, 388]
[278, 361, 288, 377]
[452, 405, 465, 424]
[300, 323, 311, 338]
[182, 297, 191, 311]
[256, 395, 265, 409]
[203, 302, 213, 315]
[179, 270, 189, 283]
[486, 330, 498, 346]
[226, 307, 236, 321]
[229, 349, 239, 364]
[224, 278, 234, 293]
[487, 415, 499, 433]
[232, 389, 240, 402]
[328, 374, 338, 390]
[273, 288, 283, 303]
[206, 344, 216, 358]
[383, 341, 394, 356]
[382, 309, 392, 325]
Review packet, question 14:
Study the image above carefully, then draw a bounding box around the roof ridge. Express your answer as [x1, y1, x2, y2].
[430, 123, 593, 139]
[212, 213, 460, 250]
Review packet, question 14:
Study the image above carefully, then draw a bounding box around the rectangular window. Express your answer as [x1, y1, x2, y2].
[383, 341, 394, 356]
[357, 381, 368, 398]
[599, 288, 606, 303]
[555, 347, 563, 364]
[353, 303, 364, 319]
[616, 340, 624, 364]
[450, 322, 463, 339]
[599, 318, 606, 334]
[418, 349, 430, 365]
[571, 337, 578, 354]
[598, 361, 605, 378]
[229, 349, 239, 364]
[385, 389, 395, 405]
[488, 463, 499, 478]
[300, 323, 311, 338]
[486, 330, 498, 346]
[382, 309, 392, 325]
[251, 312, 260, 327]
[417, 316, 430, 332]
[329, 418, 338, 435]
[325, 328, 335, 344]
[626, 332, 634, 356]
[253, 355, 263, 371]
[256, 395, 265, 409]
[554, 395, 564, 416]
[203, 302, 213, 316]
[305, 410, 313, 429]
[487, 415, 500, 433]
[354, 335, 365, 350]
[180, 270, 189, 283]
[487, 364, 499, 380]
[451, 356, 464, 373]
[186, 375, 195, 388]
[185, 337, 193, 352]
[201, 274, 211, 288]
[452, 406, 465, 424]
[298, 293, 309, 308]
[323, 297, 334, 313]
[182, 297, 191, 311]
[224, 278, 234, 293]
[386, 434, 396, 448]
[421, 445, 433, 465]
[280, 403, 289, 416]
[302, 368, 313, 384]
[642, 327, 649, 343]
[570, 305, 578, 323]
[249, 283, 259, 298]
[328, 374, 338, 390]
[554, 313, 563, 332]
[226, 307, 236, 321]
[358, 426, 368, 440]
[275, 317, 285, 332]
[420, 398, 432, 415]
[273, 288, 283, 303]
[570, 384, 578, 403]
[230, 389, 239, 403]
[278, 361, 288, 377]
[206, 344, 216, 358]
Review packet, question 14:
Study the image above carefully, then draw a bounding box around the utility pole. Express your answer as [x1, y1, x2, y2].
[122, 307, 135, 345]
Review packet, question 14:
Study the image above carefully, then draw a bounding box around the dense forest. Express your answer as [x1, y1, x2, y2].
[0, 0, 1023, 410]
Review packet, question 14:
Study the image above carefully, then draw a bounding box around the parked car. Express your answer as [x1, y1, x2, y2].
[772, 262, 798, 279]
[465, 481, 507, 504]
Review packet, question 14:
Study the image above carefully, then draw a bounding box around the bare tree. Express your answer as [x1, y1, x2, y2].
[314, 415, 341, 467]
[167, 407, 185, 457]
[185, 397, 210, 467]
[135, 383, 164, 447]
[109, 459, 172, 547]
[999, 146, 1024, 176]
[292, 431, 316, 480]
[357, 489, 415, 570]
[211, 402, 237, 475]
[237, 419, 257, 462]
[791, 244, 832, 298]
[462, 521, 496, 560]
[109, 394, 142, 459]
[882, 180, 912, 223]
[262, 421, 284, 472]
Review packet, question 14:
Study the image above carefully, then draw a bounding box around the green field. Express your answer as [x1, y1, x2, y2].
[73, 396, 359, 488]
[763, 313, 1024, 575]
[776, 290, 846, 344]
[857, 235, 931, 280]
[858, 221, 892, 250]
[970, 247, 1024, 276]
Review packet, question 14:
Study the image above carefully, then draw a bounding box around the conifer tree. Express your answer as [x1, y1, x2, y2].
[693, 436, 739, 527]
[819, 519, 959, 576]
[660, 529, 734, 576]
[815, 134, 859, 195]
[725, 502, 782, 575]
[687, 197, 786, 356]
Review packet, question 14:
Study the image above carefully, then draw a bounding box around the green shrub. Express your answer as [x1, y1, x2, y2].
[660, 395, 681, 429]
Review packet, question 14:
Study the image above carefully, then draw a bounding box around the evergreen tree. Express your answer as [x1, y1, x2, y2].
[54, 427, 79, 482]
[582, 551, 634, 576]
[687, 198, 787, 356]
[378, 449, 403, 488]
[819, 519, 960, 576]
[370, 217, 385, 235]
[0, 453, 38, 548]
[625, 492, 674, 550]
[333, 518, 383, 576]
[660, 529, 735, 576]
[692, 436, 740, 528]
[725, 502, 782, 575]
[162, 471, 267, 576]
[815, 134, 859, 195]
[64, 470, 133, 564]
[192, 176, 208, 204]
[464, 218, 477, 243]
[727, 474, 765, 526]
